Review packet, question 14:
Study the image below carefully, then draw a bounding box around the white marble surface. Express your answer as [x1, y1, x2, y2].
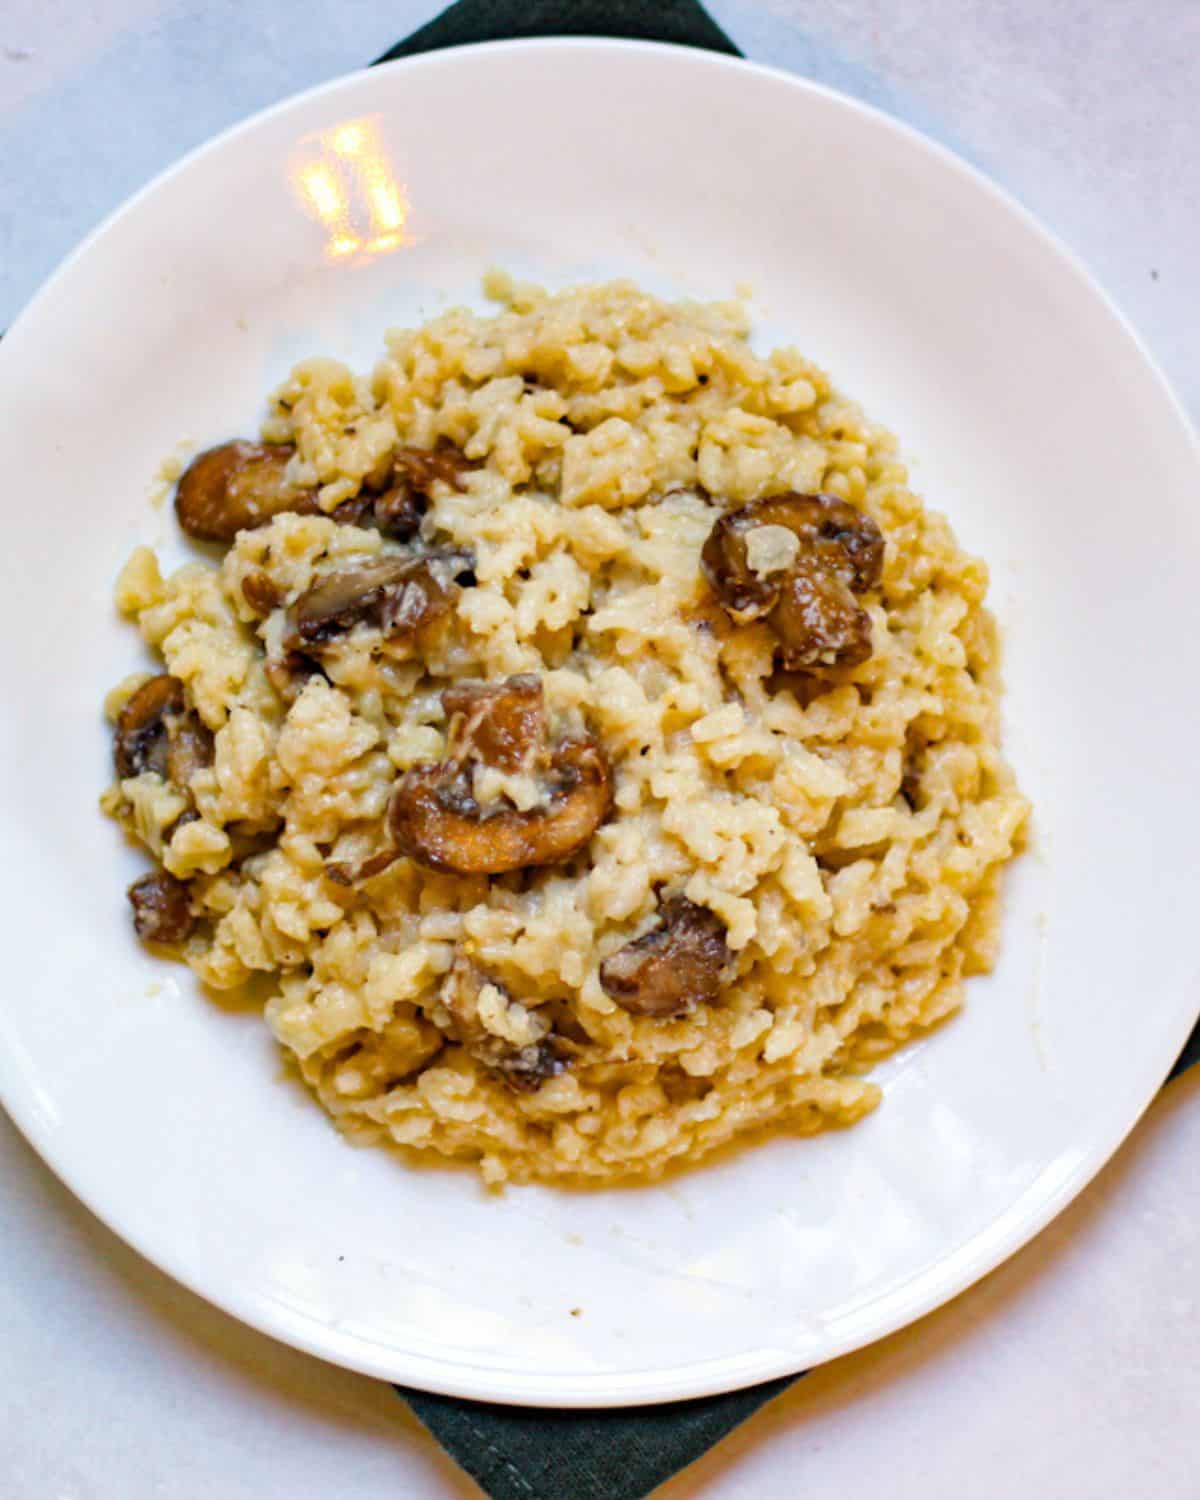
[2, 2, 1197, 1495]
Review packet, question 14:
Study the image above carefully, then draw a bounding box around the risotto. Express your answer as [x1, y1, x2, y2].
[102, 275, 1028, 1186]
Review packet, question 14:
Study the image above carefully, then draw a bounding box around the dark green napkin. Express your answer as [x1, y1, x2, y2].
[1169, 1024, 1200, 1080]
[375, 0, 739, 64]
[402, 1375, 798, 1499]
[372, 4, 1200, 1496]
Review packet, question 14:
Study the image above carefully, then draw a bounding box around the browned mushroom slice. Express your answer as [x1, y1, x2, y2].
[264, 650, 326, 703]
[396, 442, 475, 493]
[599, 896, 730, 1018]
[371, 482, 424, 540]
[371, 442, 476, 539]
[485, 1037, 567, 1092]
[114, 674, 184, 778]
[128, 869, 195, 943]
[389, 735, 612, 876]
[241, 569, 284, 616]
[899, 728, 928, 810]
[443, 674, 547, 775]
[284, 549, 473, 653]
[701, 492, 884, 670]
[325, 676, 568, 887]
[769, 553, 876, 669]
[113, 673, 213, 788]
[165, 710, 215, 787]
[440, 956, 567, 1092]
[327, 491, 376, 527]
[175, 441, 321, 542]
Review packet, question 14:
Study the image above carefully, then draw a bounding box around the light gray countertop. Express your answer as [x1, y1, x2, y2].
[3, 4, 1197, 1496]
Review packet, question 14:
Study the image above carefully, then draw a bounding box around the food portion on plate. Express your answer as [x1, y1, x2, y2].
[101, 275, 1028, 1185]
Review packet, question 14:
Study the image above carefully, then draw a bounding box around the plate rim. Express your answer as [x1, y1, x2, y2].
[1, 36, 1197, 1407]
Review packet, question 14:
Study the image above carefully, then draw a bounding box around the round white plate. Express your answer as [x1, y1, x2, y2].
[0, 39, 1197, 1407]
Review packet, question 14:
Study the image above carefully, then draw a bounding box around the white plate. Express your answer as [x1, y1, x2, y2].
[1, 39, 1197, 1407]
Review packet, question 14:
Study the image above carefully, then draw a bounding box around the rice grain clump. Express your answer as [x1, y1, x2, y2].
[103, 276, 1028, 1186]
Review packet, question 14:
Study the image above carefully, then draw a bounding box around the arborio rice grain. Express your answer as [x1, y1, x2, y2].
[102, 275, 1028, 1186]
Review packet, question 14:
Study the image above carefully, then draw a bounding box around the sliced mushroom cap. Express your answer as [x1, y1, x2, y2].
[440, 955, 567, 1092]
[389, 734, 612, 875]
[371, 442, 476, 539]
[114, 674, 183, 778]
[371, 481, 424, 541]
[176, 439, 476, 546]
[396, 442, 475, 493]
[599, 896, 730, 1018]
[165, 709, 215, 787]
[899, 728, 928, 810]
[175, 441, 319, 542]
[283, 549, 473, 654]
[488, 1037, 568, 1092]
[241, 569, 284, 616]
[443, 674, 547, 775]
[264, 650, 326, 703]
[702, 492, 884, 670]
[113, 673, 213, 786]
[769, 553, 876, 669]
[128, 869, 195, 943]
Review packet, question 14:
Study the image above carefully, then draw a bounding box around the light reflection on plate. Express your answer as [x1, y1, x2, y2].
[290, 113, 413, 262]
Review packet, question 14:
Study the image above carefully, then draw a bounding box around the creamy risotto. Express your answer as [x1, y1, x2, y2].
[102, 275, 1028, 1186]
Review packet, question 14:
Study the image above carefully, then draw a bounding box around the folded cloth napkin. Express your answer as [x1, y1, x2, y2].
[401, 1375, 798, 1500]
[375, 0, 740, 64]
[372, 4, 1200, 1495]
